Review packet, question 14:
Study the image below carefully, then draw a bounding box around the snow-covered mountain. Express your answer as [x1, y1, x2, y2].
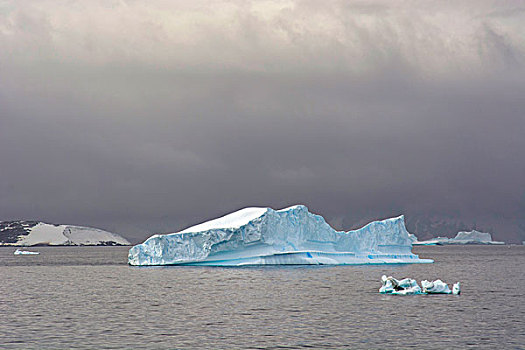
[0, 221, 130, 246]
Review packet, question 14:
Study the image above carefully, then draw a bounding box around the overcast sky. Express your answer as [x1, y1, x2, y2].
[1, 0, 524, 242]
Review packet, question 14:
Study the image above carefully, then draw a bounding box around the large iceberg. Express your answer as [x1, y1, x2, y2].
[128, 205, 433, 266]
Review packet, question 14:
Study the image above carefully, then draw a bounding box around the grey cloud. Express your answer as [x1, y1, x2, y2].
[1, 0, 524, 243]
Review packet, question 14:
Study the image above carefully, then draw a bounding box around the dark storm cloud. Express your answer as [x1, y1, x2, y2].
[1, 0, 524, 242]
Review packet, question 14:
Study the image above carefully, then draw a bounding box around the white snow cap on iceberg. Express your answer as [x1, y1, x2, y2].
[128, 204, 433, 266]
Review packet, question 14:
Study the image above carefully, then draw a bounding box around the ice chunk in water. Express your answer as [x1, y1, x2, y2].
[381, 276, 461, 295]
[453, 282, 461, 295]
[379, 275, 422, 294]
[421, 279, 451, 294]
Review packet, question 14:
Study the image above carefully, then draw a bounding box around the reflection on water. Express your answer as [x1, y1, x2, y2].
[0, 245, 523, 349]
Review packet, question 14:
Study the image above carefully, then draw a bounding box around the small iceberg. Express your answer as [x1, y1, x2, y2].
[14, 248, 40, 255]
[380, 275, 460, 295]
[379, 275, 421, 295]
[421, 279, 461, 294]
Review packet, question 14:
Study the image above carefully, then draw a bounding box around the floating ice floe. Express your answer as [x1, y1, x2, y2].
[379, 275, 421, 295]
[14, 249, 40, 255]
[128, 205, 434, 266]
[421, 279, 462, 294]
[380, 275, 460, 295]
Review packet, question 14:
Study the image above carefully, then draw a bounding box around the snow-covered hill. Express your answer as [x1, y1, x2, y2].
[0, 221, 130, 246]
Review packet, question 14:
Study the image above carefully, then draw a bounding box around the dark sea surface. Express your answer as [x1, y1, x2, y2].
[0, 245, 523, 349]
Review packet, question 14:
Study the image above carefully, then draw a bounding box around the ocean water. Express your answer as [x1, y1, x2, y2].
[0, 245, 523, 349]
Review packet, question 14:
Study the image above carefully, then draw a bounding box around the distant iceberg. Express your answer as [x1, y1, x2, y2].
[128, 205, 433, 266]
[414, 230, 504, 245]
